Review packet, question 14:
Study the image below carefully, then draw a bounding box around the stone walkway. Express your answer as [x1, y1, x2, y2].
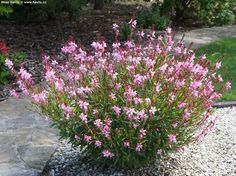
[0, 25, 235, 176]
[0, 97, 58, 176]
[175, 25, 236, 48]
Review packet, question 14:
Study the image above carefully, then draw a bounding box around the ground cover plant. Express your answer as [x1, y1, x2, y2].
[6, 20, 231, 169]
[196, 38, 236, 100]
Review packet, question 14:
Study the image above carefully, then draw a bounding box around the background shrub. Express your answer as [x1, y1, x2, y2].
[137, 4, 169, 30]
[0, 0, 87, 22]
[7, 20, 230, 168]
[215, 9, 235, 25]
[159, 0, 236, 25]
[0, 4, 13, 17]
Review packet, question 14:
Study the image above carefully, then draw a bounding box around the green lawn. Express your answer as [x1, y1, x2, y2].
[196, 38, 236, 101]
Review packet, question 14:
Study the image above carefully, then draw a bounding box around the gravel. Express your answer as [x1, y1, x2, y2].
[42, 107, 236, 176]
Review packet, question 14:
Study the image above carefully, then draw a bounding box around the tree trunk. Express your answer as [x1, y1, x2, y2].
[94, 0, 104, 10]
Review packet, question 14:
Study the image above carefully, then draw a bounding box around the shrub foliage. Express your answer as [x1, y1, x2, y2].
[6, 20, 231, 168]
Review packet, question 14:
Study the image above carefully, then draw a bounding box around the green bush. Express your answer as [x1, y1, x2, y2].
[215, 9, 235, 25]
[159, 0, 236, 25]
[0, 5, 13, 17]
[137, 4, 169, 30]
[2, 0, 87, 22]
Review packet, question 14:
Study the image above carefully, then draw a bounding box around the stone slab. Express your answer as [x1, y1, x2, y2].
[0, 97, 58, 176]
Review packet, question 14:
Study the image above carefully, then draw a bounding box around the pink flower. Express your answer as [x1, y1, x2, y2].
[51, 60, 58, 66]
[124, 107, 136, 120]
[155, 83, 161, 94]
[19, 68, 32, 81]
[9, 89, 19, 98]
[124, 140, 130, 148]
[94, 119, 102, 128]
[135, 143, 143, 152]
[175, 80, 185, 88]
[168, 134, 177, 143]
[139, 128, 146, 139]
[134, 97, 143, 105]
[178, 103, 187, 109]
[112, 106, 121, 116]
[45, 69, 56, 82]
[124, 86, 137, 101]
[61, 41, 77, 54]
[84, 135, 92, 143]
[102, 149, 114, 158]
[172, 122, 178, 128]
[115, 83, 122, 89]
[102, 125, 111, 139]
[183, 109, 191, 119]
[54, 79, 64, 92]
[80, 113, 88, 123]
[5, 58, 13, 70]
[79, 64, 87, 73]
[128, 19, 137, 29]
[217, 75, 223, 82]
[225, 82, 231, 90]
[78, 100, 89, 112]
[166, 27, 172, 34]
[124, 41, 135, 48]
[136, 109, 147, 120]
[32, 91, 48, 104]
[134, 74, 147, 85]
[112, 42, 121, 49]
[60, 103, 73, 119]
[109, 93, 116, 100]
[190, 81, 202, 90]
[160, 64, 168, 73]
[93, 109, 98, 115]
[95, 140, 102, 147]
[112, 24, 119, 34]
[91, 41, 106, 51]
[138, 30, 145, 38]
[157, 149, 162, 155]
[215, 61, 222, 70]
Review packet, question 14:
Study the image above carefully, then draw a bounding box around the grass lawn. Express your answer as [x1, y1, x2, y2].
[196, 38, 236, 101]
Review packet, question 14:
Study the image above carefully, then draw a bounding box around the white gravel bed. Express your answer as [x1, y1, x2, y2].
[42, 107, 236, 176]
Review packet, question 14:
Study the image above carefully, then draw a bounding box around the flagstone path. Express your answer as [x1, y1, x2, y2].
[175, 25, 236, 48]
[0, 25, 235, 176]
[0, 97, 58, 176]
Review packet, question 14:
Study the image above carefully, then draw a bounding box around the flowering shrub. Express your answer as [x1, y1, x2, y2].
[6, 20, 231, 168]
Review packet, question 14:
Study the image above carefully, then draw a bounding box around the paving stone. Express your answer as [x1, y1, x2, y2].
[0, 97, 58, 176]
